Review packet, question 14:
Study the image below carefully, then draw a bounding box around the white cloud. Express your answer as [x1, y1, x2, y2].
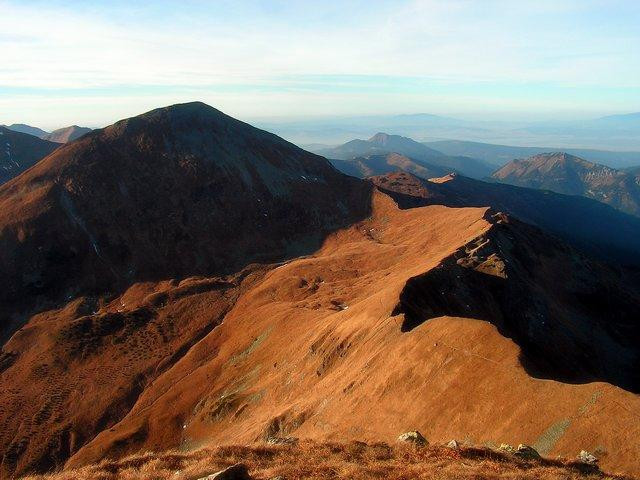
[0, 0, 638, 126]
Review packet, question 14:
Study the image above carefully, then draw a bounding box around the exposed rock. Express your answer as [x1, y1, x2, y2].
[515, 444, 541, 460]
[577, 450, 598, 465]
[446, 439, 459, 449]
[198, 463, 251, 480]
[498, 443, 515, 453]
[266, 436, 299, 446]
[397, 431, 427, 446]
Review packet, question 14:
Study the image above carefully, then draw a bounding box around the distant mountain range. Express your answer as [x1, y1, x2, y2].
[4, 123, 50, 138]
[424, 139, 640, 169]
[492, 152, 640, 217]
[0, 126, 60, 185]
[329, 152, 449, 179]
[2, 123, 92, 143]
[314, 133, 494, 179]
[262, 111, 640, 150]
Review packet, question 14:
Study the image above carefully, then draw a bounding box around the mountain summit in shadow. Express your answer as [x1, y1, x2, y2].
[0, 102, 371, 340]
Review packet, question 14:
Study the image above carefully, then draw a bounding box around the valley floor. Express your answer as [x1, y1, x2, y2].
[21, 440, 631, 480]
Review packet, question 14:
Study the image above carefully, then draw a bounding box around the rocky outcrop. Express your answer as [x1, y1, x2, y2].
[577, 450, 598, 466]
[397, 431, 427, 446]
[198, 463, 251, 480]
[514, 444, 541, 460]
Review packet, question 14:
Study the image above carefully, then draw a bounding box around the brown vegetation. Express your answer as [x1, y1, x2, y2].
[22, 440, 631, 480]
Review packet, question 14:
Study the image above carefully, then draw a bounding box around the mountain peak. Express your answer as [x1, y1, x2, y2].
[4, 123, 50, 139]
[369, 132, 393, 144]
[44, 125, 93, 143]
[524, 152, 596, 169]
[493, 152, 640, 216]
[0, 104, 371, 340]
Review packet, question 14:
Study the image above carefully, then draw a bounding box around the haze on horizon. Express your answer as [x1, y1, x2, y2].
[1, 0, 639, 131]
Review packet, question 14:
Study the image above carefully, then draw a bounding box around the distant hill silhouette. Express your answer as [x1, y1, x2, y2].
[44, 125, 92, 143]
[316, 133, 493, 178]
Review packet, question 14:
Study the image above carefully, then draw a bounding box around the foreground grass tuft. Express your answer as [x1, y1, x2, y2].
[22, 440, 634, 480]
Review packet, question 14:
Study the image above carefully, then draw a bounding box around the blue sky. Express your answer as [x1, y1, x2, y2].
[1, 0, 639, 129]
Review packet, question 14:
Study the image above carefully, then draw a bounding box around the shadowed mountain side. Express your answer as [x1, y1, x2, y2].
[370, 172, 640, 268]
[0, 127, 60, 185]
[393, 211, 640, 392]
[0, 102, 372, 341]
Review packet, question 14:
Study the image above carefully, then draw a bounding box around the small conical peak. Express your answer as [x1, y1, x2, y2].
[369, 132, 392, 144]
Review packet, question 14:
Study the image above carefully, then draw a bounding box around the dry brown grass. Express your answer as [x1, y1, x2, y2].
[21, 440, 634, 480]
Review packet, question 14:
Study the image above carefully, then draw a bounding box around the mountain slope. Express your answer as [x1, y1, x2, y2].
[2, 105, 640, 479]
[4, 124, 49, 139]
[424, 139, 640, 169]
[2, 193, 638, 478]
[44, 126, 92, 143]
[0, 127, 60, 185]
[329, 152, 449, 179]
[316, 133, 493, 179]
[370, 171, 640, 267]
[625, 165, 640, 179]
[0, 102, 371, 342]
[492, 152, 640, 217]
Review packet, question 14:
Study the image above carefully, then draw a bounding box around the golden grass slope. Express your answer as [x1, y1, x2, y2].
[24, 441, 633, 480]
[3, 191, 640, 478]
